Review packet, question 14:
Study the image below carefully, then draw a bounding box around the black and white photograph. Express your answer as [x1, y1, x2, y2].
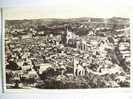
[3, 7, 130, 90]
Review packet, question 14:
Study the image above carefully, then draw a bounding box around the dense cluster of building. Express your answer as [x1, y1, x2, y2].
[5, 18, 130, 89]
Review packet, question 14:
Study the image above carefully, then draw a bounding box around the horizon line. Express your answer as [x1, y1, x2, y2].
[5, 16, 129, 20]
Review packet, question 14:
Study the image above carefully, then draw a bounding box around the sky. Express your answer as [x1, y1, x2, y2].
[1, 0, 133, 20]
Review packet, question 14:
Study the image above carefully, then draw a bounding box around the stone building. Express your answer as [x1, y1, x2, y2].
[73, 57, 85, 76]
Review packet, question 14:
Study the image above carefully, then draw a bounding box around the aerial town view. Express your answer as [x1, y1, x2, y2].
[5, 17, 130, 89]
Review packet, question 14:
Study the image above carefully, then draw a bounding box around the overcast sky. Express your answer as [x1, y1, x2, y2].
[2, 0, 133, 20]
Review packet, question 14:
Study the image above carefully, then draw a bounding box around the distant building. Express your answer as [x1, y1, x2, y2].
[66, 28, 75, 44]
[73, 57, 85, 76]
[88, 28, 95, 36]
[38, 63, 53, 74]
[22, 34, 32, 39]
[76, 39, 88, 51]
